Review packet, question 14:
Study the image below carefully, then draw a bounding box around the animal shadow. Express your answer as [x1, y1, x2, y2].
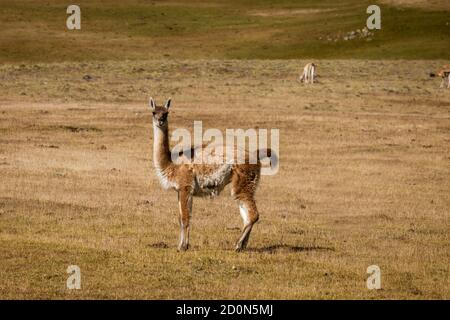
[147, 242, 169, 249]
[248, 244, 334, 254]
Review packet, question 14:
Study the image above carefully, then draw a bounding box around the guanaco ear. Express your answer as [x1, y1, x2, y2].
[149, 97, 156, 110]
[164, 98, 171, 110]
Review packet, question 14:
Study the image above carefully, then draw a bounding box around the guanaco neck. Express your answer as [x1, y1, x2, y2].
[153, 122, 172, 171]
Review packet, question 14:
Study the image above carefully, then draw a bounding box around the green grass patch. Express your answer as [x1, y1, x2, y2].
[0, 0, 448, 62]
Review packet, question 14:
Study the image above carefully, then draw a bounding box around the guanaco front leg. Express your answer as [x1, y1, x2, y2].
[177, 187, 192, 251]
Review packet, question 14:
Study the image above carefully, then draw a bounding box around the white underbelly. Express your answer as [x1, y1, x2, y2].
[193, 164, 232, 197]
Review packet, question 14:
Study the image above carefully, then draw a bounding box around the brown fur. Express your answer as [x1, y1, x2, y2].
[149, 98, 272, 251]
[437, 65, 450, 88]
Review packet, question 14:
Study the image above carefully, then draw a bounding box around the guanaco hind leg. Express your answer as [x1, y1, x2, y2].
[235, 199, 259, 251]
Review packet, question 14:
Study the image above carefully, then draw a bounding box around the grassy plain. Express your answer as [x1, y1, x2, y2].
[0, 59, 449, 299]
[0, 0, 449, 300]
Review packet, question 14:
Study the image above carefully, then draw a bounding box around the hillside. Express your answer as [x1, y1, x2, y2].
[0, 0, 448, 62]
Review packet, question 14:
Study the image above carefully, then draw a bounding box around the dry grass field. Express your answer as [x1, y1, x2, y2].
[0, 59, 449, 299]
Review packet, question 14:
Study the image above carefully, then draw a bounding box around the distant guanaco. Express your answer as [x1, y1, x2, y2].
[299, 62, 317, 84]
[438, 66, 450, 89]
[430, 65, 450, 89]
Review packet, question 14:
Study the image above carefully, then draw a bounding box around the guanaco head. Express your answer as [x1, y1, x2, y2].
[149, 97, 171, 128]
[437, 65, 450, 78]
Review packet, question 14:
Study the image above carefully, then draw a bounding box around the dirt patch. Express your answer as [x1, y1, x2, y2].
[58, 125, 102, 133]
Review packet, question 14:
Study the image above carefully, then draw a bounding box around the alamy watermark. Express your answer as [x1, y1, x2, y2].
[66, 5, 81, 30]
[366, 5, 381, 30]
[367, 265, 381, 290]
[66, 265, 81, 290]
[169, 121, 279, 176]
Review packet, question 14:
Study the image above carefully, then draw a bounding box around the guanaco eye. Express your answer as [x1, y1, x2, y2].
[152, 112, 156, 115]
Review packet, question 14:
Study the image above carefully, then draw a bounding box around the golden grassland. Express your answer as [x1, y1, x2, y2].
[0, 59, 449, 299]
